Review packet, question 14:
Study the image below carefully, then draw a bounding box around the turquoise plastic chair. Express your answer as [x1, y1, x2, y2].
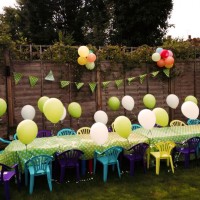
[57, 128, 76, 136]
[131, 124, 142, 131]
[187, 119, 200, 125]
[25, 155, 53, 194]
[93, 146, 123, 182]
[0, 137, 11, 154]
[13, 133, 18, 140]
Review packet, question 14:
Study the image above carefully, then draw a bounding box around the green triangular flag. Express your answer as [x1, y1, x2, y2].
[115, 79, 123, 89]
[89, 82, 97, 93]
[139, 74, 147, 84]
[127, 77, 136, 85]
[13, 72, 23, 85]
[151, 71, 159, 77]
[75, 82, 84, 90]
[163, 68, 170, 77]
[102, 81, 111, 89]
[45, 70, 55, 81]
[29, 76, 39, 87]
[60, 80, 70, 88]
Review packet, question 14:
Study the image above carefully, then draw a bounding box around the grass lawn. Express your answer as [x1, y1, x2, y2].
[1, 160, 200, 200]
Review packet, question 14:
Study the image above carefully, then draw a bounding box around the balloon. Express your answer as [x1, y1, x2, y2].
[157, 59, 165, 68]
[181, 101, 199, 119]
[152, 53, 161, 62]
[165, 63, 173, 69]
[85, 62, 95, 70]
[37, 96, 49, 113]
[143, 94, 156, 109]
[94, 110, 108, 124]
[164, 56, 174, 66]
[60, 107, 67, 121]
[17, 119, 38, 145]
[90, 122, 108, 145]
[166, 94, 179, 109]
[160, 49, 169, 59]
[108, 97, 120, 111]
[68, 102, 82, 118]
[185, 95, 198, 105]
[114, 116, 132, 139]
[153, 107, 169, 127]
[77, 57, 87, 65]
[87, 53, 96, 62]
[156, 47, 163, 53]
[121, 95, 134, 111]
[168, 50, 173, 57]
[78, 46, 89, 57]
[43, 98, 64, 123]
[138, 109, 156, 130]
[0, 98, 7, 117]
[21, 105, 36, 120]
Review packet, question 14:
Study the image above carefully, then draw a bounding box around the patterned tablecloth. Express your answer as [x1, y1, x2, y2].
[0, 132, 148, 172]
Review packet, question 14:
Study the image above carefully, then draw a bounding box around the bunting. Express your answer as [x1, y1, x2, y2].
[29, 76, 38, 87]
[102, 81, 111, 90]
[13, 72, 23, 85]
[60, 80, 70, 88]
[45, 70, 55, 81]
[139, 74, 147, 84]
[115, 79, 123, 89]
[163, 68, 170, 77]
[89, 82, 97, 93]
[75, 82, 84, 90]
[127, 77, 136, 85]
[151, 71, 159, 77]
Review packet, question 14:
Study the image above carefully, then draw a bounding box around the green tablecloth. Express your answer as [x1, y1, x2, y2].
[0, 132, 148, 171]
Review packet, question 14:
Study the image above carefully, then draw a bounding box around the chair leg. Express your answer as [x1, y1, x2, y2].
[4, 181, 10, 200]
[129, 160, 134, 176]
[93, 158, 96, 174]
[184, 154, 190, 168]
[76, 163, 80, 181]
[25, 169, 28, 186]
[147, 149, 150, 169]
[169, 156, 174, 173]
[81, 160, 86, 176]
[47, 172, 52, 191]
[155, 158, 160, 175]
[88, 159, 93, 174]
[142, 159, 147, 174]
[116, 161, 121, 179]
[103, 164, 108, 182]
[29, 174, 34, 194]
[60, 167, 65, 183]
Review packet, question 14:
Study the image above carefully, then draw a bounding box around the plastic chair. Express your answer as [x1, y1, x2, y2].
[174, 136, 200, 168]
[148, 141, 176, 175]
[131, 124, 142, 131]
[0, 163, 20, 200]
[93, 146, 123, 182]
[124, 143, 149, 176]
[170, 120, 186, 127]
[57, 128, 76, 136]
[37, 130, 52, 138]
[13, 133, 18, 140]
[77, 127, 90, 135]
[187, 119, 200, 125]
[111, 122, 115, 132]
[0, 138, 11, 154]
[54, 149, 84, 183]
[25, 155, 53, 194]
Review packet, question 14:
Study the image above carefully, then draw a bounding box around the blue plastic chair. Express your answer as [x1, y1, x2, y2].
[0, 137, 11, 154]
[13, 133, 18, 140]
[57, 128, 76, 136]
[24, 155, 53, 194]
[93, 146, 123, 182]
[131, 124, 142, 131]
[187, 119, 200, 125]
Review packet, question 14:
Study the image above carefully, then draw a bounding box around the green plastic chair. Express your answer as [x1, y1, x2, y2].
[57, 128, 76, 136]
[25, 155, 53, 194]
[93, 146, 123, 182]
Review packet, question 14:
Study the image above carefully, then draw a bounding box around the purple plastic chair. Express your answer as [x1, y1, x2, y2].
[0, 163, 20, 200]
[37, 130, 52, 138]
[175, 136, 200, 168]
[55, 149, 84, 183]
[124, 143, 149, 176]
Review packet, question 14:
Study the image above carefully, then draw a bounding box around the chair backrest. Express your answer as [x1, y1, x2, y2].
[77, 127, 90, 135]
[0, 137, 11, 144]
[170, 120, 186, 127]
[25, 155, 53, 174]
[187, 119, 200, 125]
[155, 141, 176, 157]
[103, 146, 123, 163]
[37, 130, 52, 138]
[13, 133, 18, 140]
[57, 128, 76, 136]
[128, 143, 149, 157]
[131, 124, 142, 131]
[186, 137, 200, 151]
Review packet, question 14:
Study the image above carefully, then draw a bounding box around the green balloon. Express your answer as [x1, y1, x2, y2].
[185, 95, 198, 105]
[38, 96, 49, 113]
[68, 102, 82, 118]
[0, 98, 7, 117]
[143, 94, 156, 109]
[153, 107, 169, 127]
[108, 97, 120, 111]
[114, 116, 132, 139]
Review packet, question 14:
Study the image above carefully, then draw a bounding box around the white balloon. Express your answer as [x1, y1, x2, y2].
[166, 94, 179, 109]
[138, 109, 156, 130]
[122, 95, 135, 111]
[94, 110, 108, 124]
[181, 101, 199, 119]
[60, 107, 67, 121]
[21, 105, 36, 120]
[90, 122, 109, 145]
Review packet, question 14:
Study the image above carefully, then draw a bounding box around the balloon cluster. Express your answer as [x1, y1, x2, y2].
[77, 46, 96, 70]
[152, 47, 174, 68]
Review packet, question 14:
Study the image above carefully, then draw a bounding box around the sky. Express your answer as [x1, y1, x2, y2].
[0, 0, 200, 40]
